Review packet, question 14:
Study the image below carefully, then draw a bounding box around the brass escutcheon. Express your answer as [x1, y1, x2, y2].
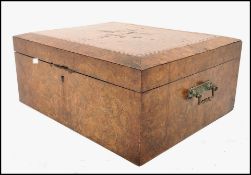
[187, 80, 218, 105]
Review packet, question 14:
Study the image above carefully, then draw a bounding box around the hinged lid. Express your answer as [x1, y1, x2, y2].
[13, 22, 241, 92]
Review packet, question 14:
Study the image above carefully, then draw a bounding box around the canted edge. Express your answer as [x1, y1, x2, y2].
[140, 36, 241, 70]
[13, 33, 143, 70]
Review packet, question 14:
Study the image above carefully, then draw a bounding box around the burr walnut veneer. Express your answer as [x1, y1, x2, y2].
[13, 22, 242, 166]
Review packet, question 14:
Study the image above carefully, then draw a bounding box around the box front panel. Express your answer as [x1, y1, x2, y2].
[64, 71, 141, 165]
[15, 53, 64, 121]
[141, 58, 240, 165]
[15, 53, 141, 165]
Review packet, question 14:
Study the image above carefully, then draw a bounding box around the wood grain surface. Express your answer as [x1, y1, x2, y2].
[15, 52, 141, 164]
[15, 52, 241, 165]
[13, 23, 242, 165]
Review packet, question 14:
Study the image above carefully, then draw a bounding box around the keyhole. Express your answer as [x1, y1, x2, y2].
[61, 75, 64, 83]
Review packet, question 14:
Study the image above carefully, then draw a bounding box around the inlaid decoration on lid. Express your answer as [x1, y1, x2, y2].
[35, 22, 217, 57]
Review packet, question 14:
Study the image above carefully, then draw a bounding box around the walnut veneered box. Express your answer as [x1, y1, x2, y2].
[13, 22, 242, 166]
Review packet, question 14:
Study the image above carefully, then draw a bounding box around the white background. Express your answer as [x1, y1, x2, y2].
[1, 1, 250, 174]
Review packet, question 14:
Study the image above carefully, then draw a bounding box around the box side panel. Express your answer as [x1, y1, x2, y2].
[15, 53, 141, 165]
[13, 37, 142, 92]
[140, 58, 240, 165]
[142, 39, 241, 92]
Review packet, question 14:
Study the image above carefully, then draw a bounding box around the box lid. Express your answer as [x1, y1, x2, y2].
[13, 22, 241, 92]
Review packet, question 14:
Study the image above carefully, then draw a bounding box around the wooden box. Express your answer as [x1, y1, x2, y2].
[13, 22, 242, 166]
